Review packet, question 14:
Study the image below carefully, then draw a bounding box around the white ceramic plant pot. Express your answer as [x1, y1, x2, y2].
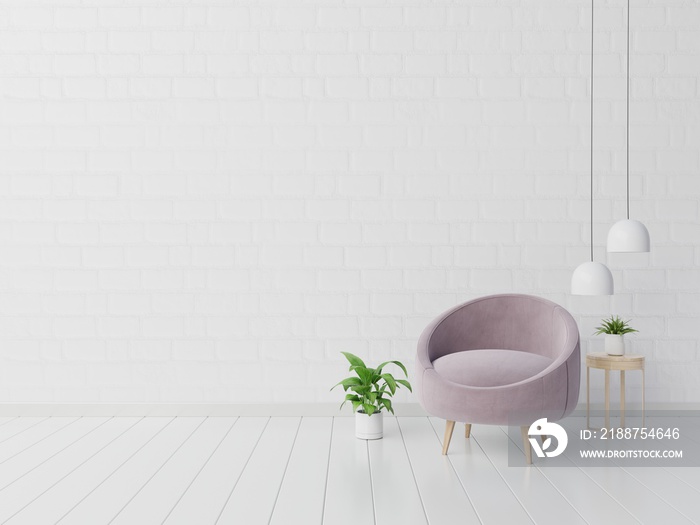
[605, 334, 625, 356]
[355, 411, 383, 440]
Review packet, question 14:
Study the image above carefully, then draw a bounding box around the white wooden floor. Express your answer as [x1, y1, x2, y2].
[0, 415, 698, 525]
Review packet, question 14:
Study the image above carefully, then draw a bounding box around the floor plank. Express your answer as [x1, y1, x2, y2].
[164, 417, 268, 525]
[575, 463, 695, 524]
[619, 466, 700, 523]
[269, 417, 333, 525]
[565, 418, 696, 524]
[0, 417, 48, 444]
[664, 466, 700, 491]
[111, 418, 236, 524]
[0, 417, 108, 492]
[397, 417, 481, 525]
[0, 415, 696, 525]
[322, 417, 376, 525]
[217, 417, 301, 525]
[0, 417, 135, 523]
[0, 417, 78, 464]
[428, 417, 534, 525]
[498, 425, 641, 525]
[58, 417, 205, 525]
[369, 417, 427, 525]
[5, 417, 171, 525]
[468, 424, 587, 525]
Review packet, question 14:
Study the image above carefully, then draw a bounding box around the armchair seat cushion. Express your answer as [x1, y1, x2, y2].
[432, 349, 554, 388]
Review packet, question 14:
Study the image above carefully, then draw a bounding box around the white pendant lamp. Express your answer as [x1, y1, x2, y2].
[607, 0, 650, 253]
[572, 0, 614, 296]
[572, 261, 614, 296]
[607, 219, 650, 252]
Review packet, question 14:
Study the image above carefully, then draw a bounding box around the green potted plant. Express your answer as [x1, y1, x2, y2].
[594, 315, 638, 356]
[331, 351, 412, 440]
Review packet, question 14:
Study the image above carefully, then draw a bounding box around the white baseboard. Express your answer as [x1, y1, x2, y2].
[1, 402, 698, 417]
[0, 403, 430, 417]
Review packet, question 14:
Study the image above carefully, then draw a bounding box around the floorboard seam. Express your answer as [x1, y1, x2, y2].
[426, 418, 484, 525]
[320, 417, 334, 525]
[3, 417, 143, 524]
[214, 416, 271, 525]
[160, 417, 240, 525]
[568, 465, 645, 524]
[0, 417, 110, 492]
[659, 465, 700, 496]
[617, 465, 698, 524]
[365, 438, 377, 525]
[571, 421, 697, 524]
[266, 417, 303, 525]
[0, 417, 50, 446]
[106, 417, 208, 525]
[0, 417, 79, 467]
[496, 426, 592, 525]
[0, 418, 18, 430]
[56, 416, 176, 524]
[395, 417, 430, 525]
[455, 425, 537, 525]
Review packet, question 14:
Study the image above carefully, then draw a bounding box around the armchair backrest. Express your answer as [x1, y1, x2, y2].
[426, 294, 578, 363]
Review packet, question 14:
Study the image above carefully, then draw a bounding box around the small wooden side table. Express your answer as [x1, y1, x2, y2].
[586, 352, 645, 429]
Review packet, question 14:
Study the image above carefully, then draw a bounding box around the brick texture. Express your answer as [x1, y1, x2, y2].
[0, 1, 698, 405]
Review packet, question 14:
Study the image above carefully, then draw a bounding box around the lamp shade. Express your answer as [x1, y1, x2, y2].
[607, 219, 650, 253]
[571, 261, 614, 295]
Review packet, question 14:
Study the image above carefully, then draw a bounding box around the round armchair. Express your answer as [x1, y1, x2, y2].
[415, 294, 580, 459]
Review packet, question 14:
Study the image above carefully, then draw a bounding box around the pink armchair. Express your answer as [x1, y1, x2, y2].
[415, 294, 580, 460]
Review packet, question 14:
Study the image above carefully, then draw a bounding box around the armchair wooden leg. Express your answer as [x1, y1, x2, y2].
[464, 423, 471, 438]
[442, 420, 455, 455]
[520, 426, 532, 465]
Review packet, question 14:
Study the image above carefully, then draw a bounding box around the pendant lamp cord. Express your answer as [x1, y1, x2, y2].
[590, 0, 594, 262]
[626, 0, 630, 220]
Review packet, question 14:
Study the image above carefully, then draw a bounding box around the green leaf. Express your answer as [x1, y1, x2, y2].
[376, 360, 408, 377]
[341, 393, 360, 409]
[593, 315, 638, 336]
[331, 377, 362, 391]
[395, 379, 413, 392]
[355, 367, 373, 385]
[363, 403, 376, 415]
[351, 400, 362, 412]
[381, 398, 394, 414]
[341, 352, 366, 369]
[381, 373, 397, 395]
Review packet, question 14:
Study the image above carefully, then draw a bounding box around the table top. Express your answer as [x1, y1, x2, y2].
[586, 352, 645, 371]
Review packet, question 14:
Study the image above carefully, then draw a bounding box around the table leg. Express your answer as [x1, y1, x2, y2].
[586, 366, 590, 429]
[642, 368, 646, 428]
[620, 370, 626, 428]
[604, 369, 610, 430]
[520, 426, 532, 465]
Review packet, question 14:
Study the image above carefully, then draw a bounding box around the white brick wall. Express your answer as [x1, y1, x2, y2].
[0, 0, 698, 406]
